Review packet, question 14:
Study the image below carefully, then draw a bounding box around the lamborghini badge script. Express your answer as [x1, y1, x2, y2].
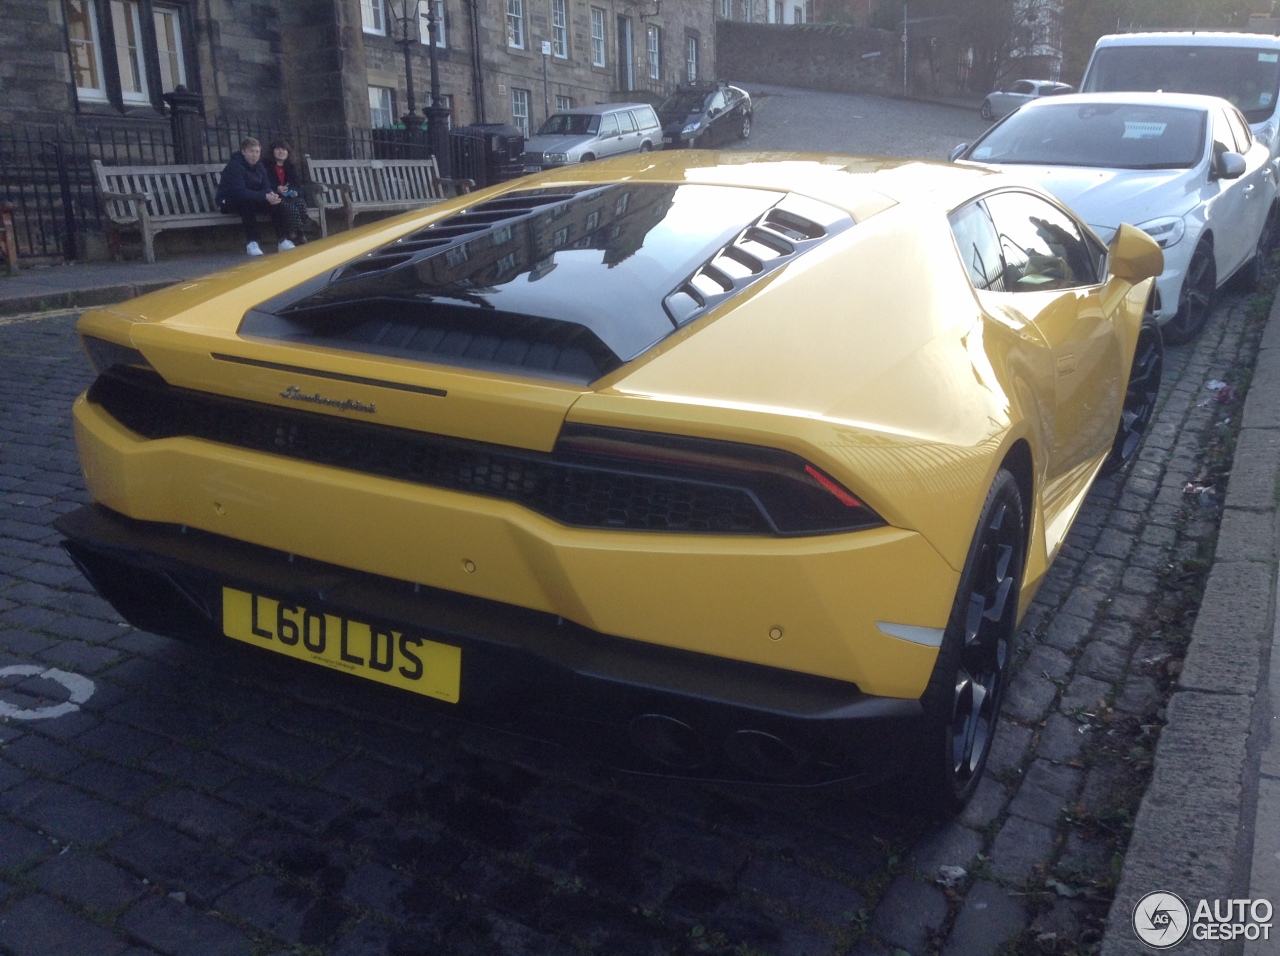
[280, 385, 376, 414]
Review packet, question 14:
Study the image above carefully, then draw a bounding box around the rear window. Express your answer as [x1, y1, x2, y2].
[1083, 44, 1280, 125]
[631, 106, 658, 128]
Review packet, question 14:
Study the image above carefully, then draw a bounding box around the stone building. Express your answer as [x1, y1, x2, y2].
[1, 0, 719, 137]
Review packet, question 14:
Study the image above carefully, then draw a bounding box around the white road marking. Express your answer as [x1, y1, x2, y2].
[0, 665, 95, 720]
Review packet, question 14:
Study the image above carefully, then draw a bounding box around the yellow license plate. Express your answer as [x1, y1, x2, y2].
[221, 587, 460, 703]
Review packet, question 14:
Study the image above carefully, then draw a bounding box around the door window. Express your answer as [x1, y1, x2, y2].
[598, 114, 619, 137]
[981, 191, 1104, 290]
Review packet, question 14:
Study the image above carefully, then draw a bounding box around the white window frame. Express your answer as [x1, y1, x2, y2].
[507, 0, 526, 48]
[686, 36, 697, 82]
[154, 5, 187, 94]
[590, 7, 606, 67]
[111, 1, 150, 104]
[68, 0, 107, 102]
[512, 87, 531, 137]
[555, 94, 572, 111]
[369, 85, 395, 127]
[361, 0, 386, 35]
[552, 0, 568, 58]
[646, 25, 660, 81]
[720, 0, 732, 19]
[418, 0, 446, 47]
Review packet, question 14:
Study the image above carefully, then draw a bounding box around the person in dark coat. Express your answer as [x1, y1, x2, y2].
[262, 139, 311, 249]
[215, 137, 282, 256]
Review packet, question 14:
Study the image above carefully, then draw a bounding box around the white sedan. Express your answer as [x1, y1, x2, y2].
[953, 92, 1278, 343]
[980, 79, 1073, 121]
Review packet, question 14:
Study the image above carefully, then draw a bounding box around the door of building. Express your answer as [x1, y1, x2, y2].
[617, 15, 634, 91]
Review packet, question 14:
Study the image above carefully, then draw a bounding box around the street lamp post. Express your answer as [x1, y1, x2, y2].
[393, 0, 423, 129]
[422, 1, 453, 175]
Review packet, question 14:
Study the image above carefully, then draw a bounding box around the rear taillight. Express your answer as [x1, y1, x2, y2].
[554, 424, 884, 535]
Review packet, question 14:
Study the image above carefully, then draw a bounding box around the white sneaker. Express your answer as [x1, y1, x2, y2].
[278, 239, 296, 251]
[246, 241, 263, 256]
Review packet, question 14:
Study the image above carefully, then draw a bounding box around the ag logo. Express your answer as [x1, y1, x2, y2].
[1133, 891, 1190, 948]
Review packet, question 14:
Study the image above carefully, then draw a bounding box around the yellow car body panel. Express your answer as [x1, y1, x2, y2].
[72, 394, 951, 698]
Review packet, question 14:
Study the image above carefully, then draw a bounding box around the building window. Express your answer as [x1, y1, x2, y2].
[445, 244, 470, 267]
[66, 1, 189, 111]
[553, 226, 570, 247]
[154, 6, 186, 94]
[720, 0, 731, 19]
[512, 87, 531, 136]
[361, 0, 386, 34]
[646, 25, 660, 81]
[792, 4, 803, 22]
[493, 225, 513, 245]
[772, 0, 781, 21]
[552, 0, 568, 58]
[369, 85, 395, 127]
[591, 7, 606, 66]
[686, 36, 697, 82]
[555, 94, 572, 111]
[67, 1, 106, 101]
[418, 0, 446, 47]
[507, 0, 525, 48]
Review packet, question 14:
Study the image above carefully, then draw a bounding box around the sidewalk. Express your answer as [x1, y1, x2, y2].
[0, 251, 247, 317]
[0, 251, 1275, 952]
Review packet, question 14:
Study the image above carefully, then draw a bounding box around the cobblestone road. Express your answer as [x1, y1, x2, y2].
[0, 93, 1269, 956]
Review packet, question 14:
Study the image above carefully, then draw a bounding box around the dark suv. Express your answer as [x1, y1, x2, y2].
[658, 82, 753, 149]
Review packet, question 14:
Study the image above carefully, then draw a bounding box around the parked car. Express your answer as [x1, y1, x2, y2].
[58, 153, 1162, 813]
[952, 92, 1278, 344]
[1080, 31, 1280, 173]
[522, 103, 662, 171]
[658, 81, 752, 148]
[980, 79, 1074, 121]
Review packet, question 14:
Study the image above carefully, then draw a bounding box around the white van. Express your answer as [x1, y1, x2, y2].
[1080, 32, 1280, 161]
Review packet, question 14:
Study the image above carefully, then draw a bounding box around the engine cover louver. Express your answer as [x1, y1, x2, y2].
[238, 184, 854, 382]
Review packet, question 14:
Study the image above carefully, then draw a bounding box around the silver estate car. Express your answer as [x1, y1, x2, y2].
[523, 103, 663, 170]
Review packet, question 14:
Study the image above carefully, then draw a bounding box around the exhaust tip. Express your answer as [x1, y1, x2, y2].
[628, 714, 705, 770]
[724, 729, 807, 778]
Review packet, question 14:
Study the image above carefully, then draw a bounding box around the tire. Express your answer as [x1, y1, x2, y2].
[980, 99, 994, 121]
[912, 468, 1026, 815]
[1162, 240, 1216, 346]
[1101, 317, 1164, 477]
[579, 153, 595, 163]
[1236, 205, 1276, 293]
[639, 142, 652, 153]
[739, 113, 752, 140]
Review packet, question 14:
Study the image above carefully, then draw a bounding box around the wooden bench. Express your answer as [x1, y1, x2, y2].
[92, 159, 327, 264]
[303, 155, 472, 233]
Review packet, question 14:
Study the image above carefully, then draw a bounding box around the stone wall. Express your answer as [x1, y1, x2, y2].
[716, 20, 901, 96]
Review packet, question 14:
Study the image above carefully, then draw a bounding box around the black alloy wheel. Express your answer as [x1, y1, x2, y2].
[914, 468, 1026, 814]
[1163, 240, 1216, 345]
[980, 99, 994, 121]
[739, 113, 752, 139]
[1101, 317, 1164, 476]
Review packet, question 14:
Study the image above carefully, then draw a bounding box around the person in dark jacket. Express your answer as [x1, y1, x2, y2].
[215, 137, 282, 256]
[262, 139, 310, 249]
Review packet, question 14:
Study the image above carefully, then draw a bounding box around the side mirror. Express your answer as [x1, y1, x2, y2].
[1214, 151, 1246, 180]
[1108, 223, 1164, 284]
[948, 144, 968, 162]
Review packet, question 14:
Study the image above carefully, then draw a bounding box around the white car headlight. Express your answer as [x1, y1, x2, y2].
[545, 152, 568, 164]
[1136, 216, 1186, 249]
[682, 122, 701, 135]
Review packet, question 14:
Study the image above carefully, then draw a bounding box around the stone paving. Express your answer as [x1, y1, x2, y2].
[0, 278, 1266, 956]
